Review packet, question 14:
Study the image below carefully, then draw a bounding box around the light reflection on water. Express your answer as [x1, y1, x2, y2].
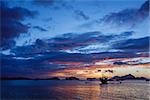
[1, 80, 150, 100]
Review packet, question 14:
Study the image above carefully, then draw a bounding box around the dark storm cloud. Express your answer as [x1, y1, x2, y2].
[0, 1, 37, 49]
[33, 26, 48, 32]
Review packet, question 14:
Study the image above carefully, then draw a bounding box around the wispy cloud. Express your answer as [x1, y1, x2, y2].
[74, 10, 90, 20]
[79, 0, 149, 29]
[32, 26, 48, 32]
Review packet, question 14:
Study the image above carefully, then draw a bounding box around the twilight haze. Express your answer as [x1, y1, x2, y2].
[0, 0, 150, 79]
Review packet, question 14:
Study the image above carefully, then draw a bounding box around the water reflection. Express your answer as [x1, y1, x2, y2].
[1, 80, 149, 100]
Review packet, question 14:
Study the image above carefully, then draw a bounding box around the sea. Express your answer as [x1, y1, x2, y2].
[1, 80, 150, 100]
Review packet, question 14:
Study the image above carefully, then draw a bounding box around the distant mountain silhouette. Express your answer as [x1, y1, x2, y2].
[47, 77, 60, 80]
[34, 77, 60, 80]
[87, 78, 97, 81]
[0, 77, 60, 80]
[0, 74, 149, 81]
[110, 74, 149, 81]
[0, 77, 32, 80]
[65, 77, 79, 80]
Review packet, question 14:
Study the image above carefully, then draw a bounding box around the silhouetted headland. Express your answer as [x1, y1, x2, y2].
[109, 74, 149, 81]
[35, 77, 60, 80]
[0, 74, 149, 81]
[65, 77, 79, 80]
[0, 77, 32, 80]
[87, 78, 97, 81]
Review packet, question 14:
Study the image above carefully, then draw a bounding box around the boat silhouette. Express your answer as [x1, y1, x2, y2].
[100, 77, 108, 85]
[99, 73, 108, 85]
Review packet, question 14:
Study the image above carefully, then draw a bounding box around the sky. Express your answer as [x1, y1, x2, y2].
[0, 0, 150, 79]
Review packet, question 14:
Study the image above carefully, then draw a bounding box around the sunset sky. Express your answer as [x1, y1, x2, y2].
[0, 0, 149, 79]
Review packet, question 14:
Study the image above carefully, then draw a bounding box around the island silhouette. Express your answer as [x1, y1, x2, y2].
[1, 74, 149, 81]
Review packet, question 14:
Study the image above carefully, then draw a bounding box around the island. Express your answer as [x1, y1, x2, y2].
[109, 74, 150, 81]
[87, 78, 97, 81]
[65, 77, 79, 80]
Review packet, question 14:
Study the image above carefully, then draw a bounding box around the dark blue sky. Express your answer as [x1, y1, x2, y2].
[1, 0, 148, 46]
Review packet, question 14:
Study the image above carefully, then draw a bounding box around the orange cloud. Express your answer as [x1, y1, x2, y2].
[48, 57, 150, 79]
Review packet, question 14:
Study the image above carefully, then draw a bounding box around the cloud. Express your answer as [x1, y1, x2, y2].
[59, 31, 133, 54]
[33, 0, 68, 10]
[32, 26, 48, 32]
[8, 31, 134, 55]
[9, 47, 145, 64]
[112, 37, 150, 52]
[138, 0, 149, 19]
[57, 1, 90, 21]
[105, 70, 114, 73]
[0, 2, 37, 50]
[1, 31, 148, 78]
[113, 62, 128, 65]
[79, 0, 149, 29]
[74, 10, 90, 20]
[33, 0, 55, 6]
[33, 0, 90, 21]
[97, 70, 101, 72]
[101, 0, 149, 28]
[113, 57, 150, 65]
[1, 46, 148, 77]
[0, 54, 62, 77]
[1, 0, 149, 78]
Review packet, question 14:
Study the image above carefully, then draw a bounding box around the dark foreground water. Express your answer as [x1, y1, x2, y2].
[1, 80, 150, 100]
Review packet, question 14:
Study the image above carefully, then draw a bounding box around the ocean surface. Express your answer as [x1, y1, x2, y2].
[1, 80, 150, 100]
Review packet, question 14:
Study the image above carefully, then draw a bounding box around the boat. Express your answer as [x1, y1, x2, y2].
[100, 77, 108, 85]
[99, 73, 108, 85]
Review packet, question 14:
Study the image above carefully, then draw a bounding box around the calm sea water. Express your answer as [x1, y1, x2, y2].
[1, 80, 150, 100]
